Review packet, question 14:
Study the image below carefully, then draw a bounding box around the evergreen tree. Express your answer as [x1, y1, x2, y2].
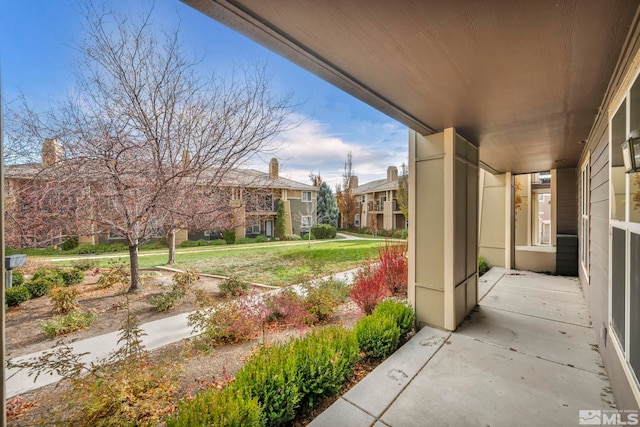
[317, 182, 339, 226]
[275, 200, 286, 239]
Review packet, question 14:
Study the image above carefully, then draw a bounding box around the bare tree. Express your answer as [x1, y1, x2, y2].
[336, 152, 358, 229]
[10, 4, 295, 291]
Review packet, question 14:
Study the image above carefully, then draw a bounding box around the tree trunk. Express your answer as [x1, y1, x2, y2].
[167, 229, 176, 265]
[128, 242, 141, 293]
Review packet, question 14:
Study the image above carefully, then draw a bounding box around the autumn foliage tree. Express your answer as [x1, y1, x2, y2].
[10, 4, 294, 291]
[336, 152, 358, 229]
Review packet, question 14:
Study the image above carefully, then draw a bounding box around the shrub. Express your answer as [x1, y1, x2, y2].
[188, 298, 262, 346]
[61, 268, 84, 286]
[223, 230, 236, 244]
[255, 234, 268, 243]
[5, 286, 31, 307]
[236, 237, 257, 244]
[26, 279, 53, 298]
[350, 263, 389, 315]
[12, 270, 25, 286]
[233, 344, 300, 426]
[377, 242, 408, 296]
[139, 241, 167, 250]
[372, 300, 415, 339]
[479, 256, 490, 276]
[211, 238, 227, 245]
[78, 359, 179, 427]
[73, 242, 128, 255]
[31, 268, 65, 287]
[149, 291, 182, 312]
[149, 271, 197, 312]
[219, 276, 250, 297]
[39, 310, 96, 337]
[311, 224, 337, 240]
[50, 286, 80, 314]
[292, 326, 359, 412]
[70, 258, 100, 271]
[355, 314, 400, 359]
[60, 237, 79, 251]
[400, 229, 408, 239]
[168, 386, 263, 427]
[284, 234, 302, 241]
[265, 290, 313, 327]
[303, 279, 349, 323]
[97, 261, 130, 289]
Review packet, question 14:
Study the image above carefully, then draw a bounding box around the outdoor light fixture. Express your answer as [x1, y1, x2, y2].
[622, 129, 640, 173]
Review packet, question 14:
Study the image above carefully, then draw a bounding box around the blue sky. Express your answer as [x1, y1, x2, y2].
[0, 0, 408, 187]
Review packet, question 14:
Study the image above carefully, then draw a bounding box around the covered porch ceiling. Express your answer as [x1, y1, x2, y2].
[183, 0, 640, 174]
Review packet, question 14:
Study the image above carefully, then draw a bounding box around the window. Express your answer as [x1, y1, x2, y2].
[251, 223, 260, 234]
[608, 70, 640, 390]
[581, 156, 590, 277]
[204, 230, 211, 237]
[354, 214, 360, 226]
[302, 191, 312, 202]
[301, 216, 312, 228]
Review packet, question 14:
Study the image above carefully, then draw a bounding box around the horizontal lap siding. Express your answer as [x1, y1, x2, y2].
[557, 168, 578, 235]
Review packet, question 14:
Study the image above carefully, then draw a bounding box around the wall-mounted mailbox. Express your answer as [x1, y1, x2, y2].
[5, 254, 27, 288]
[5, 254, 27, 270]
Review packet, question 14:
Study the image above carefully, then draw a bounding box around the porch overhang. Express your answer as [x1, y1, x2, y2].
[182, 0, 639, 174]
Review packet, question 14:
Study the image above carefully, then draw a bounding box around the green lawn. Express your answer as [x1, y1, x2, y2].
[51, 240, 383, 286]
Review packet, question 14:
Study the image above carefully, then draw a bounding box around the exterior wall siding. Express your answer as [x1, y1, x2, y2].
[581, 105, 640, 411]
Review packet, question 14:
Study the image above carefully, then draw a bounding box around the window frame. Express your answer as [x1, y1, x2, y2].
[251, 223, 261, 234]
[301, 215, 312, 228]
[302, 191, 312, 202]
[580, 153, 590, 279]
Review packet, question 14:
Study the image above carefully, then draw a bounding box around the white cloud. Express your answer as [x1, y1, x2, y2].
[266, 114, 408, 187]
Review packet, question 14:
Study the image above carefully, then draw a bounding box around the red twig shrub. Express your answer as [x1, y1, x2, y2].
[265, 290, 314, 328]
[377, 242, 408, 297]
[350, 263, 390, 315]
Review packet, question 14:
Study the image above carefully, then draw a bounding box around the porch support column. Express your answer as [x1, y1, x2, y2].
[409, 128, 479, 331]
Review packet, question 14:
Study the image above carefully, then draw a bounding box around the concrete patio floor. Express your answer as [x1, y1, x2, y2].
[310, 268, 615, 427]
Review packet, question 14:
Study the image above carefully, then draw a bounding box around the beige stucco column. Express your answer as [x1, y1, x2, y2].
[408, 128, 479, 331]
[383, 200, 393, 230]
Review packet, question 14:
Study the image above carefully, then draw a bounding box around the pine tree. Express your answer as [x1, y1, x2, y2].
[317, 182, 339, 226]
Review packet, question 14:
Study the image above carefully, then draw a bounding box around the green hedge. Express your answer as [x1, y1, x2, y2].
[311, 224, 337, 239]
[355, 312, 400, 359]
[292, 326, 359, 411]
[12, 270, 25, 286]
[6, 286, 31, 307]
[167, 387, 263, 427]
[372, 300, 415, 339]
[172, 325, 360, 427]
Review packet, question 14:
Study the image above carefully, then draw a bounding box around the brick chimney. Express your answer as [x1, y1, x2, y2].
[387, 166, 398, 183]
[269, 158, 279, 179]
[182, 150, 192, 170]
[42, 138, 63, 166]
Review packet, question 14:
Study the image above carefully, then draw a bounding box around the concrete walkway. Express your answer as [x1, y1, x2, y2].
[310, 269, 615, 427]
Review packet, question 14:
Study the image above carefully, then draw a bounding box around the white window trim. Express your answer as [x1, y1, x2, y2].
[580, 153, 590, 280]
[251, 223, 260, 234]
[301, 215, 312, 228]
[302, 191, 312, 202]
[354, 214, 360, 226]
